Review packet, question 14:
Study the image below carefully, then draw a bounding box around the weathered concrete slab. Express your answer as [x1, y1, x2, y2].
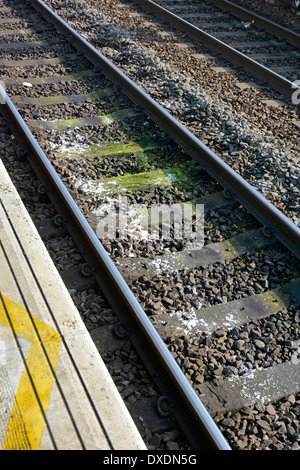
[0, 53, 78, 67]
[27, 108, 141, 130]
[12, 87, 115, 107]
[199, 362, 300, 417]
[116, 228, 275, 282]
[4, 69, 102, 86]
[0, 37, 60, 49]
[155, 278, 300, 336]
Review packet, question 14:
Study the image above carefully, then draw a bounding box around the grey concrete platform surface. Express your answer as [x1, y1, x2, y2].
[0, 160, 146, 450]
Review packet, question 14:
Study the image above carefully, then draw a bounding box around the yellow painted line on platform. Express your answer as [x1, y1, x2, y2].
[0, 293, 62, 450]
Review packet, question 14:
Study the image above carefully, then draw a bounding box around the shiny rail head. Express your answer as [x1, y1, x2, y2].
[292, 80, 300, 104]
[0, 82, 7, 104]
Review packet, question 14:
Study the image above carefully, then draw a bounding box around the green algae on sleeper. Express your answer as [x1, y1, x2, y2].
[77, 167, 191, 197]
[56, 139, 164, 160]
[46, 108, 141, 130]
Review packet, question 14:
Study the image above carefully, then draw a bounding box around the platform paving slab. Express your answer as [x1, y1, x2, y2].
[0, 160, 146, 450]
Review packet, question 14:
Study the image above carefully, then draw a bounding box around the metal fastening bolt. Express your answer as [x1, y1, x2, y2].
[223, 188, 234, 199]
[81, 263, 94, 277]
[263, 226, 273, 238]
[114, 321, 130, 338]
[156, 395, 175, 417]
[53, 214, 64, 227]
[37, 183, 48, 195]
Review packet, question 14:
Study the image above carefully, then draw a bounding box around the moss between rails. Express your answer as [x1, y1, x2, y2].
[78, 166, 193, 197]
[56, 130, 203, 197]
[220, 226, 273, 260]
[260, 285, 293, 318]
[52, 108, 141, 130]
[1, 27, 35, 35]
[57, 139, 165, 160]
[54, 117, 84, 129]
[136, 151, 150, 172]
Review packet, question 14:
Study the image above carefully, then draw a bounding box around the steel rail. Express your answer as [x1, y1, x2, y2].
[0, 21, 230, 454]
[206, 0, 300, 48]
[0, 87, 231, 452]
[28, 0, 300, 261]
[130, 0, 300, 97]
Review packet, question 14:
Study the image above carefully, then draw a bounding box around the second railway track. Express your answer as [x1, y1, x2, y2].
[132, 0, 300, 89]
[45, 0, 300, 228]
[110, 0, 300, 105]
[0, 0, 300, 451]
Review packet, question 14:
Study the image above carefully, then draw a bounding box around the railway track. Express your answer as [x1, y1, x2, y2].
[0, 0, 300, 450]
[47, 0, 300, 228]
[125, 0, 300, 97]
[227, 0, 300, 31]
